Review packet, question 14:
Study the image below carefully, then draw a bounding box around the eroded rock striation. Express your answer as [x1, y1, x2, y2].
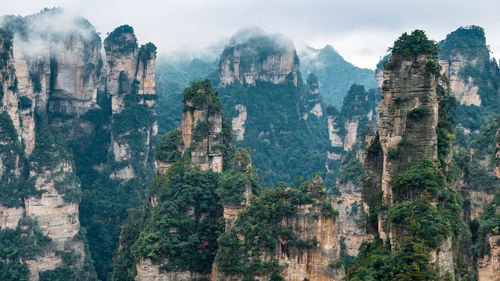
[0, 9, 157, 281]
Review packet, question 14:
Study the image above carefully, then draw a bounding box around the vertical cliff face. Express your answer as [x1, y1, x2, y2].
[181, 81, 223, 172]
[214, 176, 344, 281]
[0, 11, 101, 280]
[301, 73, 323, 120]
[378, 53, 439, 215]
[438, 26, 499, 133]
[438, 26, 490, 107]
[104, 25, 157, 182]
[476, 127, 500, 281]
[324, 84, 378, 192]
[352, 31, 462, 280]
[496, 127, 500, 178]
[1, 10, 157, 281]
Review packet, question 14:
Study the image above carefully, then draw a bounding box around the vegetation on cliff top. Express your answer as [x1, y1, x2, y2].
[216, 177, 335, 279]
[104, 25, 138, 54]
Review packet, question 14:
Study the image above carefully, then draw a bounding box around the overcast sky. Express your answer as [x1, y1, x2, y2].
[3, 0, 500, 69]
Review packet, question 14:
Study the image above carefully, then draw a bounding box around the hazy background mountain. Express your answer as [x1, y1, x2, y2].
[300, 45, 376, 107]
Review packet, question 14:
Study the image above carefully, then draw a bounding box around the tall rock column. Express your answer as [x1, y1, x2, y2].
[104, 25, 157, 182]
[378, 50, 439, 240]
[359, 30, 458, 279]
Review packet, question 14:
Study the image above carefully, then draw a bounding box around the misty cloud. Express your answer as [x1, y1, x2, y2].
[1, 8, 100, 58]
[2, 0, 500, 69]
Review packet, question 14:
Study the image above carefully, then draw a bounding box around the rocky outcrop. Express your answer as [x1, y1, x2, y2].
[362, 32, 457, 278]
[181, 81, 223, 172]
[213, 176, 344, 281]
[136, 259, 208, 281]
[378, 54, 439, 216]
[478, 234, 500, 281]
[134, 81, 228, 281]
[439, 55, 481, 106]
[231, 104, 247, 141]
[301, 74, 323, 120]
[218, 28, 299, 88]
[104, 26, 157, 182]
[337, 180, 366, 256]
[438, 26, 490, 107]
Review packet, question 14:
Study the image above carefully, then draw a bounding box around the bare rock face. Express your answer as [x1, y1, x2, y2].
[136, 258, 209, 281]
[337, 180, 366, 256]
[438, 26, 490, 107]
[478, 234, 500, 281]
[439, 55, 481, 106]
[25, 161, 85, 281]
[378, 54, 439, 235]
[327, 114, 343, 149]
[278, 204, 344, 281]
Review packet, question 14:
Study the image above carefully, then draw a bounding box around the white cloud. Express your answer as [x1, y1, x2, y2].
[2, 0, 499, 69]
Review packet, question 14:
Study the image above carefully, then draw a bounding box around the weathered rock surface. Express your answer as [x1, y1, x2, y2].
[181, 83, 223, 173]
[478, 234, 500, 281]
[439, 55, 481, 106]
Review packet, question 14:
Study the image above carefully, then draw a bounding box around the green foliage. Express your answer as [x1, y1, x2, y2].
[0, 218, 51, 281]
[104, 25, 138, 54]
[321, 201, 339, 218]
[438, 26, 486, 58]
[0, 217, 51, 261]
[389, 195, 451, 248]
[389, 30, 438, 58]
[216, 177, 332, 278]
[406, 107, 428, 119]
[270, 271, 285, 281]
[390, 158, 443, 201]
[183, 79, 222, 110]
[0, 112, 37, 207]
[346, 236, 438, 281]
[54, 172, 82, 203]
[0, 262, 30, 281]
[30, 72, 42, 93]
[387, 148, 400, 160]
[219, 79, 330, 188]
[470, 194, 500, 261]
[436, 84, 457, 171]
[155, 56, 218, 135]
[338, 149, 364, 186]
[75, 88, 154, 279]
[39, 267, 76, 281]
[112, 104, 155, 135]
[216, 169, 247, 205]
[18, 96, 32, 109]
[139, 42, 157, 66]
[192, 121, 210, 141]
[425, 59, 441, 76]
[154, 129, 183, 162]
[30, 126, 72, 171]
[132, 167, 223, 272]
